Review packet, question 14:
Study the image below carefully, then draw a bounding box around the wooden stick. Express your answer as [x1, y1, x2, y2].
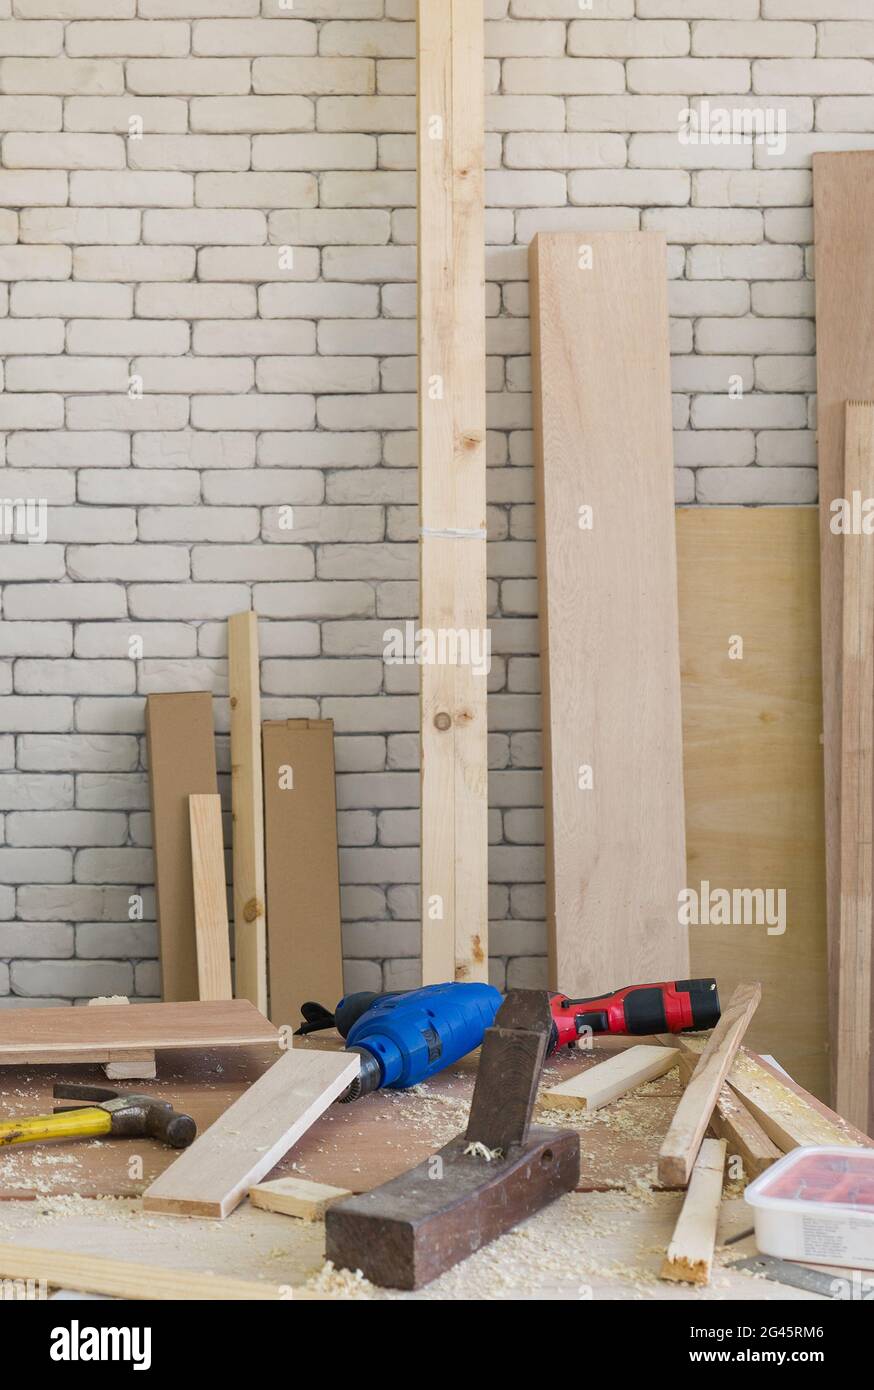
[418, 0, 488, 986]
[660, 1137, 726, 1286]
[728, 1051, 866, 1152]
[677, 1048, 780, 1180]
[249, 1176, 350, 1222]
[143, 1047, 360, 1219]
[837, 401, 874, 1133]
[228, 611, 268, 1014]
[658, 983, 761, 1187]
[541, 1045, 679, 1113]
[189, 794, 232, 1002]
[0, 1245, 313, 1301]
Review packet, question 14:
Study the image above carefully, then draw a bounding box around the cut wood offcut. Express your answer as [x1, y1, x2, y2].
[541, 1045, 679, 1113]
[249, 1176, 350, 1222]
[660, 1138, 726, 1287]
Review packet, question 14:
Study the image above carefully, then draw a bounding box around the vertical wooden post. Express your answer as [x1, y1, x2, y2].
[417, 0, 488, 984]
[228, 612, 267, 1013]
[189, 794, 233, 1003]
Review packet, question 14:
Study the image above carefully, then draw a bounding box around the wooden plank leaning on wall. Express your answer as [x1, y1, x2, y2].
[530, 231, 689, 998]
[678, 507, 828, 1100]
[813, 150, 874, 1125]
[418, 0, 489, 985]
[228, 612, 267, 1014]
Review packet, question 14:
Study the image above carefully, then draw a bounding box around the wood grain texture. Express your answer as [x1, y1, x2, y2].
[0, 1245, 293, 1301]
[813, 151, 874, 1112]
[228, 612, 267, 1014]
[530, 231, 688, 998]
[142, 1047, 360, 1219]
[660, 1137, 726, 1286]
[728, 1051, 866, 1153]
[677, 1049, 780, 1181]
[837, 403, 874, 1133]
[249, 1176, 350, 1222]
[145, 692, 218, 1002]
[0, 999, 279, 1063]
[542, 1045, 680, 1113]
[678, 506, 828, 1099]
[466, 990, 550, 1152]
[658, 983, 761, 1188]
[418, 0, 488, 986]
[189, 794, 232, 1002]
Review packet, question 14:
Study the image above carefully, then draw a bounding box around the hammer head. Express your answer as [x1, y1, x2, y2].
[53, 1084, 197, 1150]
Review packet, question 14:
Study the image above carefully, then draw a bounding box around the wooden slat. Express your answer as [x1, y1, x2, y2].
[677, 1050, 780, 1181]
[530, 231, 688, 997]
[658, 983, 761, 1188]
[837, 402, 874, 1132]
[728, 1051, 868, 1153]
[143, 1047, 360, 1219]
[0, 1000, 279, 1063]
[813, 151, 874, 1115]
[145, 692, 218, 1001]
[660, 1138, 726, 1286]
[678, 506, 828, 1098]
[228, 611, 267, 1014]
[418, 0, 488, 985]
[0, 1246, 295, 1302]
[541, 1045, 680, 1113]
[189, 794, 232, 1002]
[249, 1176, 350, 1222]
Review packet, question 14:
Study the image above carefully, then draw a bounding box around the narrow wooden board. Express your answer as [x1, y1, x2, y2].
[249, 1176, 350, 1222]
[0, 1245, 295, 1301]
[813, 151, 874, 1113]
[228, 611, 267, 1014]
[658, 983, 761, 1188]
[142, 1047, 360, 1219]
[660, 1137, 726, 1286]
[145, 692, 218, 1002]
[0, 1000, 279, 1064]
[189, 794, 232, 1002]
[541, 1045, 680, 1113]
[678, 507, 828, 1100]
[263, 720, 343, 1033]
[677, 1049, 779, 1181]
[837, 403, 874, 1133]
[418, 0, 488, 986]
[728, 1051, 866, 1153]
[530, 231, 688, 997]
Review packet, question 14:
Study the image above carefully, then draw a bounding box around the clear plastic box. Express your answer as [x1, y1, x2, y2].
[745, 1146, 874, 1270]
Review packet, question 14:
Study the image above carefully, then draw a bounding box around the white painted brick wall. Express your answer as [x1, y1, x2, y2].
[0, 2, 863, 1004]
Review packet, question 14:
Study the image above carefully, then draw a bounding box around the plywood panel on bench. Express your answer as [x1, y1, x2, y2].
[813, 150, 874, 1115]
[530, 230, 688, 998]
[418, 0, 488, 985]
[677, 507, 828, 1100]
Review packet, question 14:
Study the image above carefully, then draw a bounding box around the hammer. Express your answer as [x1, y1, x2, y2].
[0, 1084, 197, 1150]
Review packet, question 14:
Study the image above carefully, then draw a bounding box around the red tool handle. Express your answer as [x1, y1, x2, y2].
[548, 979, 720, 1052]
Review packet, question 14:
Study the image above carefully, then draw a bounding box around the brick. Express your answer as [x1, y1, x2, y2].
[754, 60, 874, 94]
[567, 94, 687, 131]
[0, 923, 73, 957]
[568, 19, 690, 56]
[20, 207, 140, 243]
[197, 173, 317, 208]
[139, 0, 257, 11]
[259, 282, 377, 318]
[642, 208, 763, 242]
[0, 169, 67, 204]
[66, 20, 191, 56]
[189, 95, 314, 133]
[8, 431, 129, 467]
[15, 0, 135, 12]
[252, 133, 375, 169]
[317, 96, 414, 133]
[253, 57, 374, 95]
[639, 0, 757, 12]
[192, 319, 313, 354]
[503, 133, 626, 169]
[127, 59, 251, 95]
[67, 543, 190, 581]
[202, 470, 322, 505]
[127, 583, 249, 619]
[73, 245, 195, 281]
[509, 0, 633, 13]
[67, 321, 190, 356]
[0, 94, 60, 129]
[628, 59, 751, 92]
[0, 546, 65, 580]
[629, 132, 752, 170]
[0, 394, 63, 428]
[79, 469, 199, 503]
[502, 58, 625, 94]
[0, 850, 72, 884]
[191, 546, 314, 582]
[67, 395, 188, 430]
[133, 431, 255, 468]
[193, 18, 316, 55]
[190, 395, 315, 430]
[76, 922, 156, 957]
[198, 244, 318, 280]
[0, 20, 62, 53]
[696, 466, 817, 504]
[12, 961, 133, 995]
[819, 23, 874, 57]
[567, 169, 689, 205]
[4, 583, 124, 620]
[135, 282, 256, 318]
[687, 244, 804, 279]
[0, 622, 71, 656]
[486, 95, 566, 132]
[0, 245, 70, 278]
[6, 356, 127, 391]
[691, 395, 808, 430]
[0, 57, 122, 92]
[7, 809, 127, 845]
[64, 95, 188, 131]
[693, 21, 815, 56]
[256, 356, 377, 394]
[18, 737, 137, 774]
[762, 0, 873, 15]
[693, 169, 811, 206]
[70, 170, 193, 206]
[128, 135, 251, 171]
[134, 356, 254, 394]
[143, 209, 265, 244]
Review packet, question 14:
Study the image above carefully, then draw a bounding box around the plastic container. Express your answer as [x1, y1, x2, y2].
[745, 1146, 874, 1269]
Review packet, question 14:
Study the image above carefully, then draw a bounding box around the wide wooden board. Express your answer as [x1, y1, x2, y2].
[418, 0, 488, 986]
[678, 506, 828, 1099]
[530, 230, 688, 998]
[813, 151, 874, 1113]
[142, 1047, 360, 1219]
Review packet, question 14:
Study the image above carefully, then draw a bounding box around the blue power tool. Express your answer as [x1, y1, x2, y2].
[297, 982, 503, 1102]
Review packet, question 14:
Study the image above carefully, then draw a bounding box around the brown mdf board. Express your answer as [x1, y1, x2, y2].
[418, 0, 488, 987]
[530, 230, 688, 998]
[228, 611, 268, 1014]
[813, 150, 874, 1112]
[263, 720, 343, 1033]
[142, 1046, 360, 1219]
[837, 403, 874, 1133]
[677, 507, 829, 1100]
[145, 691, 218, 1002]
[188, 794, 233, 1002]
[0, 1000, 279, 1065]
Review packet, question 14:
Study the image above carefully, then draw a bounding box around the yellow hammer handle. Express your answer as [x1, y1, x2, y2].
[0, 1108, 112, 1147]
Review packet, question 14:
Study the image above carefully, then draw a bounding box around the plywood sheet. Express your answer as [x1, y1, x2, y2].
[530, 230, 688, 997]
[678, 507, 828, 1099]
[418, 0, 488, 985]
[813, 150, 874, 1113]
